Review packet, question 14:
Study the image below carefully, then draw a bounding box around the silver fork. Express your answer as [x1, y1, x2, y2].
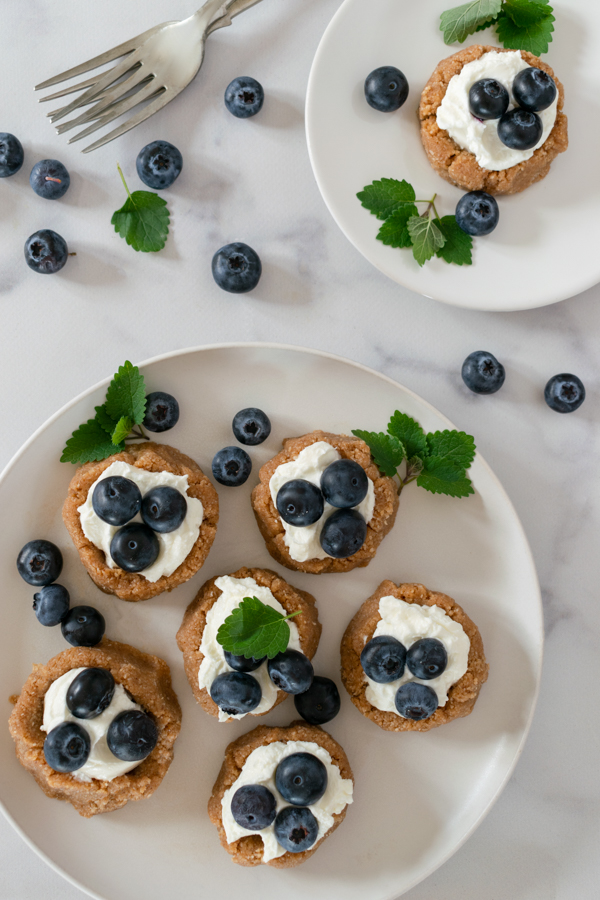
[34, 0, 263, 153]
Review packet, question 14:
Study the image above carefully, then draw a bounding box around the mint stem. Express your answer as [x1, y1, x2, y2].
[117, 163, 132, 199]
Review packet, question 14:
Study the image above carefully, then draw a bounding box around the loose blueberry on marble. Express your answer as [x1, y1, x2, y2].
[136, 140, 183, 189]
[395, 682, 438, 720]
[141, 486, 187, 533]
[232, 407, 271, 446]
[512, 67, 557, 113]
[276, 479, 324, 527]
[360, 635, 407, 683]
[294, 676, 341, 725]
[92, 476, 142, 526]
[406, 638, 448, 680]
[268, 649, 313, 695]
[364, 66, 409, 112]
[319, 508, 367, 558]
[43, 721, 91, 773]
[110, 523, 160, 572]
[321, 459, 368, 509]
[66, 667, 115, 719]
[212, 242, 262, 293]
[468, 79, 509, 120]
[107, 709, 158, 761]
[274, 806, 319, 853]
[544, 373, 586, 413]
[461, 350, 506, 394]
[455, 191, 499, 237]
[0, 132, 24, 177]
[29, 159, 70, 199]
[33, 584, 70, 626]
[224, 76, 265, 118]
[17, 540, 63, 586]
[61, 606, 106, 647]
[210, 671, 262, 716]
[276, 752, 328, 806]
[231, 784, 277, 830]
[224, 650, 266, 673]
[24, 229, 68, 274]
[497, 108, 543, 151]
[143, 391, 180, 432]
[212, 446, 252, 486]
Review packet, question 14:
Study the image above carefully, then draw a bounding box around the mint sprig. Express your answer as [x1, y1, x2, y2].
[217, 597, 302, 660]
[440, 0, 555, 54]
[111, 164, 169, 253]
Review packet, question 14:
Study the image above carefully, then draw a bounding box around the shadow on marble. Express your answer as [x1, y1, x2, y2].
[59, 245, 126, 287]
[261, 92, 304, 130]
[255, 260, 313, 306]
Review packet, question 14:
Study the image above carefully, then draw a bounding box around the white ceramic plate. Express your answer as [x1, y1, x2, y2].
[0, 344, 542, 900]
[306, 0, 599, 311]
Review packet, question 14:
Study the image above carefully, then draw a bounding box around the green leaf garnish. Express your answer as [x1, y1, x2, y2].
[496, 4, 554, 54]
[435, 216, 474, 267]
[407, 215, 446, 267]
[440, 0, 554, 53]
[351, 430, 405, 477]
[387, 412, 427, 460]
[105, 360, 147, 425]
[440, 0, 502, 44]
[60, 419, 124, 464]
[111, 416, 135, 446]
[94, 404, 119, 436]
[217, 596, 302, 660]
[111, 164, 169, 253]
[357, 178, 416, 220]
[377, 206, 418, 249]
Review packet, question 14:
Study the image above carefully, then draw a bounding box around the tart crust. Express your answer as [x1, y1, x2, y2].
[341, 581, 488, 732]
[419, 45, 568, 195]
[208, 721, 353, 867]
[62, 442, 219, 601]
[8, 639, 182, 817]
[176, 566, 321, 719]
[251, 430, 399, 574]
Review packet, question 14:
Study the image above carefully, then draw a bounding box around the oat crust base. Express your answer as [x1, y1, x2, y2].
[251, 430, 399, 574]
[208, 721, 353, 867]
[419, 45, 568, 195]
[8, 639, 182, 817]
[341, 581, 488, 732]
[62, 442, 219, 601]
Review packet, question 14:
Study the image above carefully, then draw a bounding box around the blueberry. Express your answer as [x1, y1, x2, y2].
[92, 476, 142, 526]
[497, 108, 543, 151]
[224, 650, 266, 673]
[544, 373, 586, 413]
[210, 671, 262, 716]
[143, 391, 180, 432]
[319, 508, 367, 558]
[513, 67, 557, 113]
[232, 407, 271, 446]
[110, 523, 160, 572]
[141, 486, 187, 533]
[294, 676, 341, 725]
[43, 721, 90, 772]
[29, 159, 70, 199]
[274, 806, 319, 853]
[212, 242, 262, 293]
[364, 66, 409, 112]
[231, 784, 277, 830]
[17, 540, 62, 586]
[268, 649, 313, 695]
[360, 635, 407, 683]
[276, 480, 324, 526]
[61, 606, 105, 647]
[66, 667, 115, 719]
[461, 350, 506, 394]
[321, 459, 368, 508]
[395, 682, 438, 720]
[107, 709, 158, 762]
[224, 76, 265, 118]
[33, 584, 70, 626]
[0, 133, 24, 177]
[136, 140, 183, 189]
[406, 638, 448, 680]
[212, 446, 252, 486]
[276, 752, 328, 806]
[455, 191, 499, 237]
[468, 79, 509, 120]
[24, 229, 68, 274]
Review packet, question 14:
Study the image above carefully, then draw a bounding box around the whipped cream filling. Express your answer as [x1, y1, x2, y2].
[78, 460, 204, 583]
[365, 596, 470, 716]
[42, 667, 143, 782]
[198, 575, 302, 723]
[269, 441, 375, 562]
[222, 740, 353, 862]
[436, 50, 558, 171]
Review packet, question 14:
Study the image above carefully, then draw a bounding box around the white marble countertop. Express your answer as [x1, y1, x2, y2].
[1, 1, 599, 898]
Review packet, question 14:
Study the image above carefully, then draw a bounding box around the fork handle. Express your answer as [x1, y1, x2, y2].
[206, 0, 264, 34]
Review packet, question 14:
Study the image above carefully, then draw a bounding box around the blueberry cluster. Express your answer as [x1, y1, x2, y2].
[211, 407, 271, 487]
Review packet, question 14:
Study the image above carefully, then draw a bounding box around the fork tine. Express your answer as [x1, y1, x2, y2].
[81, 90, 172, 153]
[38, 75, 101, 102]
[48, 54, 143, 124]
[67, 83, 164, 144]
[55, 70, 152, 133]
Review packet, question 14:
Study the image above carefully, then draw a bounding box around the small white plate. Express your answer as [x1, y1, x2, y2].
[0, 344, 542, 900]
[306, 0, 599, 311]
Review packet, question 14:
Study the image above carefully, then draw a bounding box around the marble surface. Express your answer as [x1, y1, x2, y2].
[1, 1, 599, 898]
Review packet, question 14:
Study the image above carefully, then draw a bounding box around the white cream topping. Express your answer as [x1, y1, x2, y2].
[365, 596, 470, 716]
[41, 667, 142, 783]
[198, 575, 302, 723]
[78, 460, 204, 583]
[269, 441, 375, 563]
[222, 740, 353, 862]
[436, 50, 558, 171]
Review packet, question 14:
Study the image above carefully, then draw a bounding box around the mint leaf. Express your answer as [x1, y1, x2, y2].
[440, 0, 502, 44]
[387, 411, 427, 460]
[61, 419, 124, 465]
[407, 216, 446, 267]
[436, 216, 473, 266]
[216, 596, 301, 660]
[377, 205, 418, 248]
[352, 430, 405, 477]
[496, 6, 554, 54]
[111, 416, 134, 445]
[417, 471, 474, 497]
[357, 178, 416, 221]
[94, 404, 118, 436]
[503, 0, 552, 27]
[425, 430, 477, 472]
[105, 360, 147, 425]
[111, 164, 169, 252]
